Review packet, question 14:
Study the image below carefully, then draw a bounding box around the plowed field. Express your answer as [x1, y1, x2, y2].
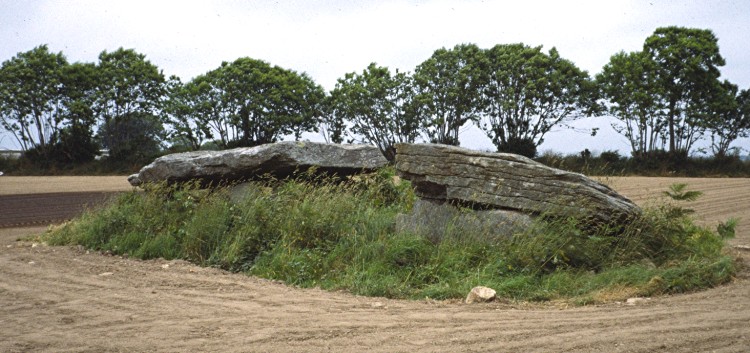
[1, 176, 749, 352]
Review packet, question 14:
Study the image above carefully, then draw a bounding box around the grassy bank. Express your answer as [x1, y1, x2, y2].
[43, 169, 737, 303]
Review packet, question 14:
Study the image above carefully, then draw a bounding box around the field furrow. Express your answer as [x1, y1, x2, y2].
[1, 176, 749, 352]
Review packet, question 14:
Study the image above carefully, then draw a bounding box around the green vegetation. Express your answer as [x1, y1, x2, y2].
[2, 26, 749, 175]
[43, 169, 736, 303]
[536, 150, 750, 177]
[328, 63, 420, 161]
[480, 43, 596, 157]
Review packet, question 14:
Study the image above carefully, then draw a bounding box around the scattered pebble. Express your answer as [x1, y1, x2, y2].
[28, 261, 36, 265]
[734, 245, 750, 251]
[626, 297, 651, 305]
[98, 272, 114, 276]
[161, 264, 170, 269]
[370, 302, 386, 309]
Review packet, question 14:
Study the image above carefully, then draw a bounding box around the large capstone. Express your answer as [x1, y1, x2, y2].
[128, 142, 388, 186]
[395, 143, 640, 228]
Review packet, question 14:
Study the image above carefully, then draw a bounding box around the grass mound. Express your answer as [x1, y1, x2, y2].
[43, 168, 737, 303]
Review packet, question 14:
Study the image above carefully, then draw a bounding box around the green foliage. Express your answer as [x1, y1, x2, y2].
[413, 43, 486, 145]
[535, 149, 750, 177]
[0, 45, 68, 152]
[643, 26, 725, 154]
[597, 50, 664, 156]
[597, 27, 737, 158]
[536, 150, 628, 176]
[219, 57, 325, 148]
[3, 34, 746, 171]
[329, 63, 420, 161]
[318, 94, 346, 144]
[704, 82, 750, 157]
[0, 152, 19, 172]
[659, 182, 702, 217]
[663, 183, 703, 201]
[163, 76, 212, 151]
[98, 111, 164, 163]
[496, 137, 538, 158]
[57, 61, 99, 163]
[716, 218, 737, 240]
[95, 48, 167, 162]
[44, 169, 736, 304]
[481, 44, 596, 157]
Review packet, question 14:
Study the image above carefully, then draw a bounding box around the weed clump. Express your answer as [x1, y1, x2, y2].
[44, 169, 736, 303]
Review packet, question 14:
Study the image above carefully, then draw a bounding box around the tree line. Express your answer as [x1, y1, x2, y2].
[1, 26, 748, 168]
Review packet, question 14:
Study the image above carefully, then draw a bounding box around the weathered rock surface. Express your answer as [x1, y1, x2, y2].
[395, 143, 640, 226]
[396, 199, 533, 242]
[128, 142, 388, 186]
[465, 286, 497, 304]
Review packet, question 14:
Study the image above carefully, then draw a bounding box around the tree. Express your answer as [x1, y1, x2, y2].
[480, 44, 594, 157]
[0, 45, 67, 152]
[597, 50, 665, 156]
[704, 81, 750, 157]
[183, 71, 237, 149]
[329, 63, 421, 161]
[164, 76, 214, 151]
[94, 48, 167, 161]
[318, 93, 346, 144]
[216, 57, 325, 147]
[413, 43, 486, 145]
[55, 62, 100, 163]
[98, 111, 164, 161]
[643, 26, 725, 155]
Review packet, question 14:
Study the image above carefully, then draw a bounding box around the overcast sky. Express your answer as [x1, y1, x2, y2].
[2, 0, 749, 155]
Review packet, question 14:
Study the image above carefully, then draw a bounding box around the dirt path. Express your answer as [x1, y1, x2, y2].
[1, 177, 749, 352]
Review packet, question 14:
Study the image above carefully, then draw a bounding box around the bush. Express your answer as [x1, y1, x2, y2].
[536, 149, 750, 177]
[43, 170, 736, 303]
[497, 137, 537, 158]
[0, 153, 19, 173]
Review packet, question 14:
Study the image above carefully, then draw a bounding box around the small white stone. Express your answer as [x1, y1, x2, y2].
[98, 272, 114, 276]
[161, 264, 170, 269]
[465, 286, 497, 304]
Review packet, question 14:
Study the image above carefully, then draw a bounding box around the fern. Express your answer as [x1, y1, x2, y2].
[717, 218, 738, 240]
[662, 183, 703, 216]
[663, 183, 703, 201]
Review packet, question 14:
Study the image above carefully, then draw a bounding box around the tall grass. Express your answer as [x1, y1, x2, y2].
[44, 168, 737, 303]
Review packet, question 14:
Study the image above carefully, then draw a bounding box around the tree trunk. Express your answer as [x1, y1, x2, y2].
[668, 99, 676, 153]
[240, 107, 251, 146]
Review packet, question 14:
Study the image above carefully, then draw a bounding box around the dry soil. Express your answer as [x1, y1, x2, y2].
[1, 176, 748, 352]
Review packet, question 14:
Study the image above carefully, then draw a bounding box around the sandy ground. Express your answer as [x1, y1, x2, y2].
[1, 176, 749, 352]
[0, 176, 133, 195]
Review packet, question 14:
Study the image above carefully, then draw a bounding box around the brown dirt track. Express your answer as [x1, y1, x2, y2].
[1, 176, 749, 352]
